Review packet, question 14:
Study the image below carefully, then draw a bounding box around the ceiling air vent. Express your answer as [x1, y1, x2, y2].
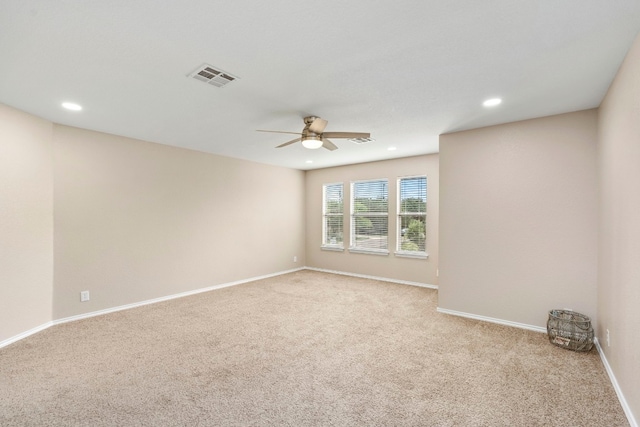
[188, 64, 239, 88]
[349, 137, 375, 144]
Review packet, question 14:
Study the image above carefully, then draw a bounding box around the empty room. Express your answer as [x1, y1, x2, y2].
[1, 1, 639, 426]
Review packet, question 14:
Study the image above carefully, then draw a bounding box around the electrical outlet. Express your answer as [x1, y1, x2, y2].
[293, 256, 297, 262]
[80, 291, 90, 302]
[606, 329, 610, 347]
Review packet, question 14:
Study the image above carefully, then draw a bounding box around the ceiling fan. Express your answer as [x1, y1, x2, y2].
[257, 116, 370, 151]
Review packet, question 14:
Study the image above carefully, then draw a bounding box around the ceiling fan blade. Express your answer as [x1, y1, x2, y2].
[276, 137, 302, 148]
[322, 138, 338, 151]
[257, 130, 303, 135]
[322, 132, 370, 139]
[309, 118, 328, 134]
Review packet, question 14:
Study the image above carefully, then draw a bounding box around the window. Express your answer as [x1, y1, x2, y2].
[322, 183, 344, 249]
[397, 176, 427, 256]
[350, 179, 388, 254]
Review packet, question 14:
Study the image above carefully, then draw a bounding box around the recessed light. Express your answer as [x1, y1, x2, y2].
[305, 160, 313, 164]
[387, 146, 397, 151]
[483, 98, 502, 107]
[62, 102, 83, 111]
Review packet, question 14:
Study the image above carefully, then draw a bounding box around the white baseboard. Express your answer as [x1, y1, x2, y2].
[594, 338, 638, 427]
[2, 267, 426, 348]
[54, 267, 305, 325]
[2, 269, 635, 427]
[304, 266, 437, 290]
[1, 268, 305, 348]
[436, 307, 547, 333]
[0, 321, 54, 349]
[437, 307, 636, 426]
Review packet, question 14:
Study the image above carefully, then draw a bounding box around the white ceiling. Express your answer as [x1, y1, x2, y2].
[1, 1, 639, 170]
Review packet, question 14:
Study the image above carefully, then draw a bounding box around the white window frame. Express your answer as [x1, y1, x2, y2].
[349, 179, 389, 255]
[321, 182, 344, 251]
[396, 175, 428, 259]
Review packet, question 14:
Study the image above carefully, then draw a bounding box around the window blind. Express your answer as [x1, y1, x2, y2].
[398, 176, 427, 253]
[323, 183, 344, 247]
[351, 179, 388, 251]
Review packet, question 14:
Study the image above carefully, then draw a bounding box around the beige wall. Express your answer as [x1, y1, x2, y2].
[52, 125, 306, 319]
[305, 155, 439, 285]
[598, 33, 640, 421]
[0, 104, 54, 343]
[439, 110, 598, 328]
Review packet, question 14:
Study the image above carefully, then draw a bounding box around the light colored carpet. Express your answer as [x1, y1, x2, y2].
[0, 270, 628, 426]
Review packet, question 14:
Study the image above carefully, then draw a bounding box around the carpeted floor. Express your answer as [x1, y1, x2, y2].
[0, 270, 628, 426]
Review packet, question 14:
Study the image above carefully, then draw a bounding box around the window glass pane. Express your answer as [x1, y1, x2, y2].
[399, 177, 426, 213]
[353, 180, 388, 213]
[353, 215, 388, 249]
[325, 215, 343, 245]
[399, 215, 426, 252]
[324, 184, 343, 214]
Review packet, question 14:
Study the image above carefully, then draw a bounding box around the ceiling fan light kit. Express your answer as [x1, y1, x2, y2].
[257, 116, 370, 151]
[301, 137, 323, 149]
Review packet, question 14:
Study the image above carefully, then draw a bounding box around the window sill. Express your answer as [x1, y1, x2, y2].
[394, 251, 429, 259]
[348, 247, 390, 256]
[321, 245, 344, 252]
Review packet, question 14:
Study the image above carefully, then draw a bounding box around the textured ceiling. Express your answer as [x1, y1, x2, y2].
[1, 1, 639, 170]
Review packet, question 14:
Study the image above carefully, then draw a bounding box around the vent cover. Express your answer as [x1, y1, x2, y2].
[188, 64, 239, 88]
[349, 137, 375, 144]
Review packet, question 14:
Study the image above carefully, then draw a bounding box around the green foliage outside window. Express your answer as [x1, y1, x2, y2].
[401, 218, 426, 251]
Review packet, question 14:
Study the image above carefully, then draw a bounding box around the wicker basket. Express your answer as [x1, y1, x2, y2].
[547, 309, 594, 352]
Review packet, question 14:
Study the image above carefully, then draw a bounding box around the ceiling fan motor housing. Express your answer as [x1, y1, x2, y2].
[304, 116, 319, 125]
